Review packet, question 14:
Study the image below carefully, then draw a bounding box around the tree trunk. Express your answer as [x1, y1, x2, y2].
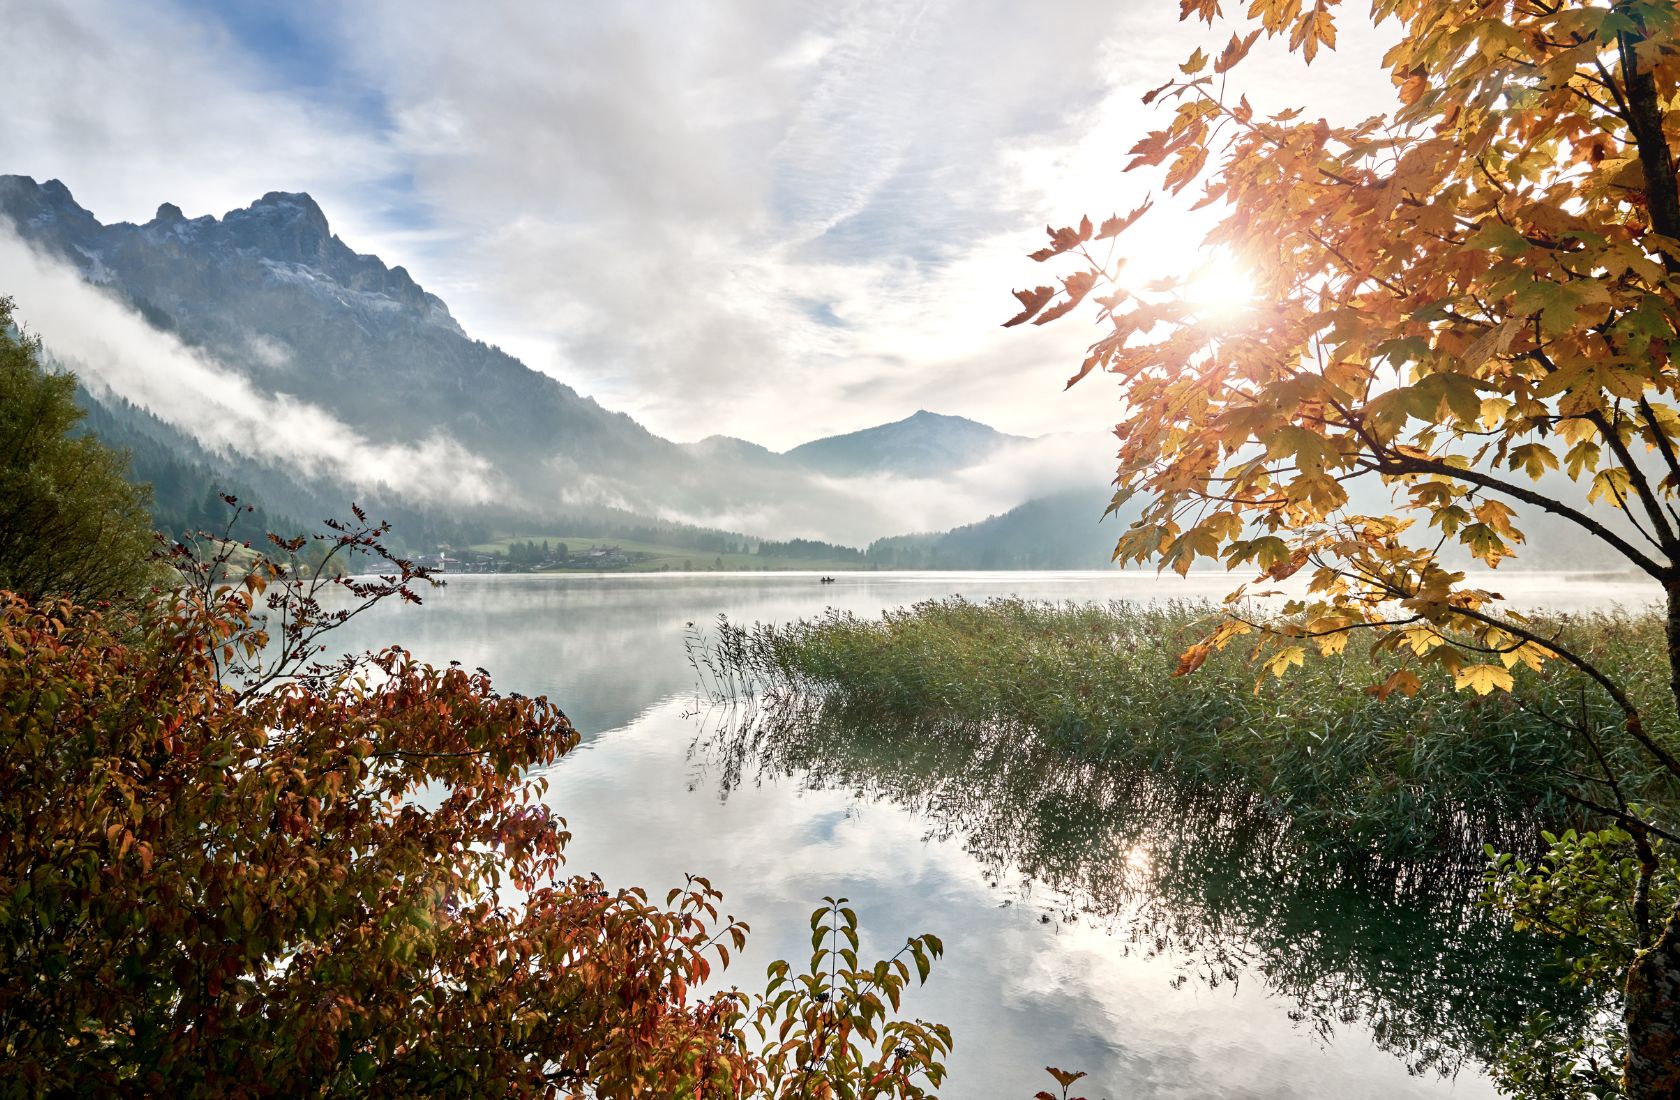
[1625, 896, 1680, 1099]
[1624, 588, 1680, 1097]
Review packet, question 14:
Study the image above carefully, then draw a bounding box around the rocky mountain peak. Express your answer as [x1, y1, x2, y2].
[242, 191, 329, 231]
[220, 191, 335, 266]
[253, 190, 324, 214]
[38, 178, 74, 203]
[902, 409, 989, 430]
[782, 407, 1026, 477]
[0, 175, 103, 243]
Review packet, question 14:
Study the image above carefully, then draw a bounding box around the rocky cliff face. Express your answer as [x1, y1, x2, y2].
[2, 180, 453, 329]
[0, 175, 677, 508]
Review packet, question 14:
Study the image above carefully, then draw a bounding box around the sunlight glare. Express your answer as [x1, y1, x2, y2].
[1119, 843, 1153, 875]
[1179, 261, 1258, 321]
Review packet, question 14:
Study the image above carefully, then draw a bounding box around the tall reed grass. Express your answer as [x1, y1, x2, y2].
[691, 597, 1679, 860]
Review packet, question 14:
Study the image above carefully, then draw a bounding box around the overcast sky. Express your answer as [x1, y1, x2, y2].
[1, 0, 1402, 450]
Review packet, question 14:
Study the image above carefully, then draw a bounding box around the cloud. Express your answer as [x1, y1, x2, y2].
[0, 1, 396, 238]
[244, 332, 293, 371]
[645, 430, 1117, 547]
[309, 0, 1404, 450]
[0, 226, 503, 507]
[1, 0, 1406, 458]
[306, 0, 1144, 447]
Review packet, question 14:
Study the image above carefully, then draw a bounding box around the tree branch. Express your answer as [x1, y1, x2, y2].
[1365, 452, 1670, 581]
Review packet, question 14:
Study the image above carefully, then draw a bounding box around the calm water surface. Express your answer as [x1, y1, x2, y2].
[328, 570, 1656, 1098]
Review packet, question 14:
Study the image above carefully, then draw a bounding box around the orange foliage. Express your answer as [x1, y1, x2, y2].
[1013, 3, 1680, 1090]
[0, 510, 959, 1097]
[1015, 0, 1680, 703]
[0, 585, 761, 1095]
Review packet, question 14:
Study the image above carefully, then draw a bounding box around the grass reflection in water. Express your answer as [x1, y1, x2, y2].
[688, 599, 1613, 1084]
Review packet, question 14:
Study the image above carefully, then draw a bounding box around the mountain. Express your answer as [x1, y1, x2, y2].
[72, 383, 326, 538]
[68, 383, 495, 552]
[783, 410, 1027, 477]
[0, 176, 697, 510]
[679, 434, 783, 467]
[0, 175, 1096, 553]
[8, 176, 1625, 573]
[8, 174, 1631, 574]
[866, 489, 1122, 569]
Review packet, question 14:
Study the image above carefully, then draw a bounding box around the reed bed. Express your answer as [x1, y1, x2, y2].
[691, 597, 1679, 860]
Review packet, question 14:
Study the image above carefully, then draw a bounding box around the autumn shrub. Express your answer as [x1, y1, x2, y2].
[0, 599, 742, 1095]
[0, 519, 956, 1099]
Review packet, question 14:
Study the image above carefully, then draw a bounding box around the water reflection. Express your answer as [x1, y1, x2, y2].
[696, 698, 1584, 1081]
[324, 570, 1659, 736]
[311, 571, 1637, 1093]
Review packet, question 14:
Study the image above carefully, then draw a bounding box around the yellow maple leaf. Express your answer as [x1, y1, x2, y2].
[1267, 645, 1306, 678]
[1454, 664, 1514, 695]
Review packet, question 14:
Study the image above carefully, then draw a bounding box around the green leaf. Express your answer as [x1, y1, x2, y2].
[1465, 221, 1529, 256]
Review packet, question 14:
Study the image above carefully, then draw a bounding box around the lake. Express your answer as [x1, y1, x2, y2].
[327, 570, 1658, 1098]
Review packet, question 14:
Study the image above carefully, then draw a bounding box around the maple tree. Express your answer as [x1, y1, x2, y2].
[1010, 0, 1679, 1094]
[0, 508, 958, 1098]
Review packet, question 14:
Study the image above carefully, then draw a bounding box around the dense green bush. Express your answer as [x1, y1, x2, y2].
[0, 297, 156, 603]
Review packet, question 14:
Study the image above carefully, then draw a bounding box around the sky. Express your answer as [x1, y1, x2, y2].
[0, 0, 1404, 451]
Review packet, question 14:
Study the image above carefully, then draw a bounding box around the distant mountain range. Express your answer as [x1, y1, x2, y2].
[1, 174, 1621, 574]
[0, 174, 1122, 565]
[679, 408, 1021, 481]
[867, 490, 1120, 569]
[783, 410, 1027, 476]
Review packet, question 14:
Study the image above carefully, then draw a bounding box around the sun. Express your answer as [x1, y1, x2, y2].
[1178, 260, 1258, 321]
